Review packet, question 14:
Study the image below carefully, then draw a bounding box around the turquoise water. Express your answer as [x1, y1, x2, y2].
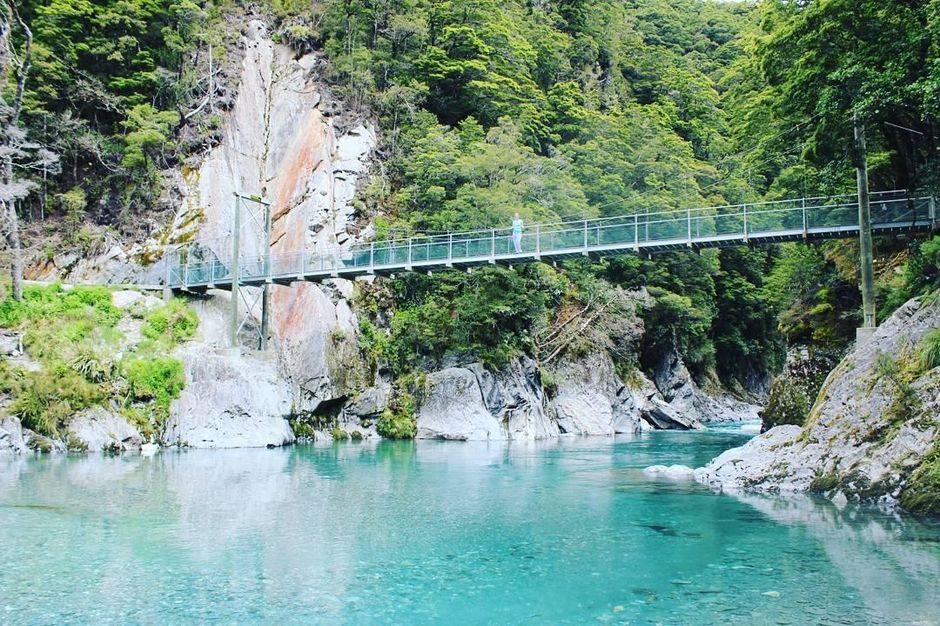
[1, 427, 938, 625]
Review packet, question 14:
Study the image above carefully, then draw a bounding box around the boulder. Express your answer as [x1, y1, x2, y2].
[416, 367, 503, 440]
[111, 290, 161, 311]
[68, 407, 143, 452]
[644, 464, 696, 480]
[0, 417, 29, 455]
[641, 396, 702, 430]
[167, 347, 294, 448]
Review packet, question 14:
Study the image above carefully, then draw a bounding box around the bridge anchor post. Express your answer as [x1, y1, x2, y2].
[854, 115, 877, 341]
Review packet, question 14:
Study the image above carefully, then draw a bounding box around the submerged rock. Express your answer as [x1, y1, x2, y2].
[644, 464, 696, 480]
[695, 295, 940, 510]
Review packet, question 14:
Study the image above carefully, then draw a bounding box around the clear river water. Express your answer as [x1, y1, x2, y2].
[1, 425, 938, 625]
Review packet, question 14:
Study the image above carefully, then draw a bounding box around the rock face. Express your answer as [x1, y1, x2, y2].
[695, 296, 940, 507]
[413, 350, 713, 441]
[415, 357, 558, 440]
[416, 368, 506, 440]
[167, 297, 294, 448]
[653, 350, 761, 423]
[760, 345, 843, 432]
[167, 347, 295, 448]
[164, 20, 374, 422]
[0, 417, 29, 455]
[68, 407, 144, 452]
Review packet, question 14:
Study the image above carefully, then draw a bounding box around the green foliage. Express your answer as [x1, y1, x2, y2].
[0, 284, 121, 330]
[382, 265, 558, 374]
[122, 356, 186, 423]
[880, 237, 940, 318]
[331, 427, 349, 441]
[917, 329, 940, 372]
[899, 445, 940, 516]
[641, 288, 714, 377]
[377, 378, 419, 440]
[377, 408, 417, 440]
[761, 377, 811, 431]
[10, 364, 106, 437]
[142, 299, 199, 345]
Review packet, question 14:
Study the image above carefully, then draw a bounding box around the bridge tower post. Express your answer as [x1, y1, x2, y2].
[162, 247, 172, 303]
[230, 194, 241, 349]
[260, 200, 272, 351]
[854, 115, 877, 340]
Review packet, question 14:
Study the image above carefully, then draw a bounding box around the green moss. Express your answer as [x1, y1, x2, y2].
[350, 430, 364, 441]
[809, 471, 839, 493]
[331, 427, 349, 441]
[899, 445, 940, 516]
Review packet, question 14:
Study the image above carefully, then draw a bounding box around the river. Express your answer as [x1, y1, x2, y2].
[1, 425, 938, 625]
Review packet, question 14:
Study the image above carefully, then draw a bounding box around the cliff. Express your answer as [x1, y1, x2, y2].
[695, 294, 940, 514]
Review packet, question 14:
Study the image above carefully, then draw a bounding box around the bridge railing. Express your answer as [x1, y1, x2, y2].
[166, 191, 935, 286]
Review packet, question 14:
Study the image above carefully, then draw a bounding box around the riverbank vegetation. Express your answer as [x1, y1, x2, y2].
[0, 284, 195, 443]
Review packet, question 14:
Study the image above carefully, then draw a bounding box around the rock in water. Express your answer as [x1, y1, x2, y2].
[167, 348, 294, 449]
[0, 417, 29, 455]
[695, 295, 940, 509]
[643, 465, 696, 480]
[68, 407, 143, 453]
[416, 368, 504, 440]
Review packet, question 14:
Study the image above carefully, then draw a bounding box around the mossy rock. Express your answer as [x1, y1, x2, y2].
[899, 445, 940, 516]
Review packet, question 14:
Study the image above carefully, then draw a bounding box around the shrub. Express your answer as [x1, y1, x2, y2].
[142, 299, 198, 344]
[917, 329, 940, 372]
[377, 408, 417, 439]
[10, 365, 105, 436]
[376, 376, 418, 440]
[123, 357, 185, 423]
[331, 426, 349, 441]
[0, 284, 121, 329]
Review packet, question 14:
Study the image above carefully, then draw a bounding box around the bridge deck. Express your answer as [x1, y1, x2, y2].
[169, 192, 936, 292]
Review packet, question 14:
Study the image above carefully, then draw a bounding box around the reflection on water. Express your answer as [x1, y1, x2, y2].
[1, 432, 938, 625]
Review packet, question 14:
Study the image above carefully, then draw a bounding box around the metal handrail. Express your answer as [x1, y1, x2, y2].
[167, 193, 935, 288]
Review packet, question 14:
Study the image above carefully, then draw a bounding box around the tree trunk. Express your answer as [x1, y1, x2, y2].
[2, 2, 32, 301]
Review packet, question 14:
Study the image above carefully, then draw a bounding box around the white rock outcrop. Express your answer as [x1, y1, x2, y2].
[0, 417, 29, 455]
[167, 347, 294, 448]
[68, 407, 144, 453]
[695, 296, 940, 505]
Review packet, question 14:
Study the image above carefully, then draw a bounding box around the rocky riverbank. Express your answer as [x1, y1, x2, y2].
[693, 295, 940, 514]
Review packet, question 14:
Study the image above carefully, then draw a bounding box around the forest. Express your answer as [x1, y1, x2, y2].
[2, 0, 940, 401]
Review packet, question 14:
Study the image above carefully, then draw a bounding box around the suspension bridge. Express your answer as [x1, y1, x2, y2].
[169, 190, 935, 290]
[162, 190, 936, 349]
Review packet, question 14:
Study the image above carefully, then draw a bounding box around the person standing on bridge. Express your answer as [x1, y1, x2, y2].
[512, 212, 524, 253]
